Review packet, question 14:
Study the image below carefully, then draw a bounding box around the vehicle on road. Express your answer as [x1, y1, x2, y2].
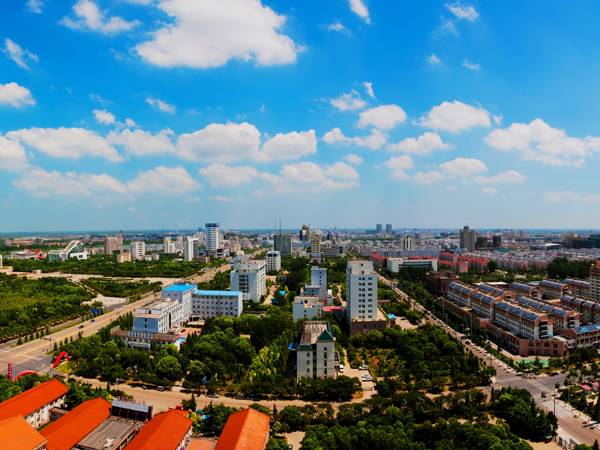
[157, 386, 165, 391]
[235, 394, 245, 400]
[339, 364, 344, 373]
[465, 341, 471, 345]
[541, 391, 547, 398]
[91, 319, 95, 322]
[79, 325, 84, 329]
[359, 366, 369, 370]
[208, 393, 220, 398]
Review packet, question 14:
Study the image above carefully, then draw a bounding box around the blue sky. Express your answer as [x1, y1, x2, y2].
[2, 0, 600, 232]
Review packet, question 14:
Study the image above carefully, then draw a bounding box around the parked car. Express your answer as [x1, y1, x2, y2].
[79, 325, 84, 329]
[235, 394, 245, 400]
[91, 319, 95, 322]
[359, 366, 369, 370]
[339, 365, 344, 373]
[208, 393, 220, 398]
[157, 386, 165, 392]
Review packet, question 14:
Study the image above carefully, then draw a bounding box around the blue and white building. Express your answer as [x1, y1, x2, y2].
[191, 290, 243, 319]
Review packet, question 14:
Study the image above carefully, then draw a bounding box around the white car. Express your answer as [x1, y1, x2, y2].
[339, 365, 345, 373]
[359, 366, 369, 370]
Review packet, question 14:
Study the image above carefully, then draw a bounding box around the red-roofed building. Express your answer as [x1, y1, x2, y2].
[0, 415, 47, 450]
[40, 397, 111, 450]
[0, 379, 68, 428]
[214, 408, 270, 450]
[127, 409, 192, 450]
[370, 253, 386, 268]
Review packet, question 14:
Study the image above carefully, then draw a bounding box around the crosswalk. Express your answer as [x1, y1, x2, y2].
[495, 375, 524, 384]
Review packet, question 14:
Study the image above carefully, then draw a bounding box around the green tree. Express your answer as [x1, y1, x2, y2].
[155, 356, 182, 381]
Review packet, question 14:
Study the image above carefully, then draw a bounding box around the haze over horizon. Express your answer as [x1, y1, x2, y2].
[2, 1, 600, 232]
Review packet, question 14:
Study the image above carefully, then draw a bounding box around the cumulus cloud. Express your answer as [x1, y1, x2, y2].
[446, 186, 457, 191]
[93, 109, 116, 125]
[13, 169, 127, 198]
[484, 118, 600, 167]
[416, 101, 490, 132]
[0, 135, 29, 171]
[482, 187, 498, 194]
[278, 161, 358, 192]
[324, 21, 346, 32]
[0, 82, 35, 107]
[325, 162, 359, 179]
[585, 194, 600, 203]
[127, 166, 199, 194]
[445, 2, 479, 21]
[3, 39, 39, 70]
[414, 171, 446, 184]
[60, 0, 140, 33]
[348, 0, 370, 23]
[198, 164, 276, 187]
[387, 132, 454, 155]
[135, 0, 299, 68]
[358, 104, 407, 130]
[472, 170, 526, 184]
[7, 127, 123, 162]
[260, 130, 317, 161]
[462, 59, 480, 70]
[439, 157, 487, 176]
[544, 191, 581, 202]
[363, 82, 375, 98]
[330, 90, 367, 112]
[428, 53, 442, 65]
[210, 195, 235, 202]
[493, 114, 503, 125]
[384, 155, 414, 180]
[323, 128, 387, 150]
[344, 154, 363, 164]
[108, 129, 176, 156]
[146, 97, 176, 113]
[26, 0, 45, 13]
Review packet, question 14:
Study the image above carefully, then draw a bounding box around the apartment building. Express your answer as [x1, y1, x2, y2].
[387, 257, 438, 272]
[446, 282, 479, 307]
[310, 234, 321, 255]
[104, 236, 122, 255]
[163, 237, 176, 254]
[509, 282, 540, 299]
[230, 259, 266, 302]
[591, 261, 600, 301]
[493, 302, 551, 340]
[266, 250, 281, 273]
[515, 297, 579, 336]
[346, 260, 377, 322]
[563, 324, 600, 351]
[273, 234, 292, 257]
[296, 321, 336, 380]
[564, 279, 590, 298]
[130, 241, 145, 261]
[191, 290, 243, 319]
[539, 280, 571, 299]
[183, 237, 199, 262]
[132, 284, 195, 335]
[470, 292, 503, 321]
[459, 226, 476, 252]
[561, 295, 598, 324]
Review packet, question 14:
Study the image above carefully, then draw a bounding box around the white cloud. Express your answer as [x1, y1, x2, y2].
[198, 164, 275, 187]
[127, 166, 199, 194]
[323, 128, 387, 150]
[108, 129, 176, 156]
[482, 187, 498, 194]
[414, 171, 446, 184]
[446, 185, 456, 191]
[0, 135, 29, 171]
[60, 0, 139, 34]
[493, 114, 503, 125]
[446, 2, 479, 21]
[26, 0, 45, 13]
[544, 191, 581, 202]
[325, 162, 359, 179]
[3, 39, 39, 70]
[260, 130, 317, 161]
[462, 59, 480, 71]
[363, 82, 375, 98]
[387, 132, 454, 155]
[0, 82, 35, 107]
[128, 206, 137, 212]
[416, 100, 491, 132]
[7, 127, 123, 161]
[280, 161, 325, 184]
[146, 97, 176, 113]
[585, 194, 600, 203]
[135, 0, 298, 68]
[440, 157, 487, 176]
[439, 18, 457, 34]
[210, 195, 235, 202]
[93, 109, 116, 125]
[484, 118, 600, 167]
[472, 170, 526, 184]
[344, 154, 363, 164]
[428, 53, 442, 65]
[348, 0, 370, 23]
[13, 169, 127, 198]
[278, 161, 358, 192]
[125, 119, 137, 128]
[324, 21, 346, 32]
[330, 90, 367, 112]
[90, 93, 110, 105]
[358, 104, 407, 130]
[384, 155, 414, 180]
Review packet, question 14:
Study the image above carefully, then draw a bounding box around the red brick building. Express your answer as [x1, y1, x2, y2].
[425, 271, 459, 296]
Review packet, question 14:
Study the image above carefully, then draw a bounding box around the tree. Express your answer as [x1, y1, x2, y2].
[182, 393, 197, 412]
[155, 356, 182, 381]
[487, 261, 498, 273]
[279, 406, 303, 431]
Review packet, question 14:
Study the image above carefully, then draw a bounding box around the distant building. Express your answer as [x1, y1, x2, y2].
[214, 408, 270, 450]
[116, 252, 131, 263]
[296, 321, 336, 380]
[192, 290, 243, 319]
[265, 250, 281, 273]
[460, 226, 476, 252]
[163, 237, 176, 254]
[48, 240, 88, 262]
[346, 260, 379, 326]
[205, 223, 221, 252]
[183, 237, 199, 262]
[104, 236, 122, 256]
[591, 261, 600, 302]
[10, 250, 46, 260]
[425, 271, 459, 296]
[493, 234, 502, 248]
[273, 234, 292, 257]
[230, 259, 266, 302]
[509, 282, 540, 299]
[539, 280, 571, 299]
[376, 224, 382, 234]
[130, 241, 145, 261]
[322, 245, 345, 258]
[299, 225, 311, 242]
[386, 224, 392, 234]
[563, 279, 590, 298]
[387, 257, 438, 272]
[310, 234, 321, 255]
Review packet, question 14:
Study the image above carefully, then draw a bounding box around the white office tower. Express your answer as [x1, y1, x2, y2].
[266, 250, 281, 272]
[346, 260, 377, 323]
[205, 223, 221, 251]
[184, 237, 199, 261]
[0, 255, 2, 268]
[311, 266, 327, 298]
[230, 259, 266, 302]
[130, 241, 146, 261]
[163, 237, 176, 254]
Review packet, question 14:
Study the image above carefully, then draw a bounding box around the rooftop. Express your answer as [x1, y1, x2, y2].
[0, 379, 68, 421]
[127, 409, 192, 450]
[0, 415, 47, 450]
[299, 321, 333, 348]
[76, 418, 138, 450]
[214, 408, 270, 450]
[193, 290, 242, 297]
[162, 284, 197, 293]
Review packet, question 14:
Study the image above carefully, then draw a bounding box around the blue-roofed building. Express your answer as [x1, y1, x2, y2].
[509, 282, 540, 299]
[564, 323, 600, 349]
[192, 290, 244, 319]
[540, 280, 571, 299]
[446, 281, 478, 307]
[564, 278, 590, 298]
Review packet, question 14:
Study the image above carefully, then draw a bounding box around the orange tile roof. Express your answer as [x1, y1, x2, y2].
[0, 415, 47, 450]
[127, 409, 192, 450]
[40, 397, 111, 450]
[0, 379, 68, 421]
[187, 438, 217, 450]
[214, 409, 270, 450]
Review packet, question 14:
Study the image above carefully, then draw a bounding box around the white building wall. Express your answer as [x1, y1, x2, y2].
[192, 291, 243, 318]
[230, 260, 267, 302]
[205, 224, 221, 252]
[131, 241, 146, 261]
[266, 251, 281, 272]
[346, 260, 377, 323]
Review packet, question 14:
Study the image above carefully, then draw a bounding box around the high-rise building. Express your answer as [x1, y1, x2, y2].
[399, 236, 413, 251]
[376, 224, 383, 234]
[163, 237, 176, 254]
[230, 259, 266, 302]
[300, 225, 311, 242]
[130, 241, 146, 261]
[104, 236, 121, 255]
[493, 234, 502, 248]
[386, 224, 392, 234]
[266, 250, 281, 272]
[274, 234, 292, 257]
[310, 234, 321, 255]
[346, 260, 377, 324]
[311, 266, 327, 299]
[326, 230, 334, 241]
[116, 230, 123, 244]
[184, 237, 199, 261]
[205, 223, 221, 252]
[459, 226, 476, 252]
[590, 261, 600, 302]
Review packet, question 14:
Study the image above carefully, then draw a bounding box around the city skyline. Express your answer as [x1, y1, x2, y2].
[2, 1, 600, 231]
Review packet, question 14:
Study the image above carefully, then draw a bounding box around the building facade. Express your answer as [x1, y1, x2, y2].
[266, 250, 281, 272]
[130, 241, 145, 261]
[230, 259, 267, 302]
[205, 223, 221, 252]
[274, 234, 292, 257]
[539, 280, 571, 299]
[387, 257, 438, 272]
[296, 321, 336, 380]
[459, 226, 476, 252]
[191, 290, 243, 319]
[48, 240, 87, 262]
[346, 260, 377, 323]
[591, 261, 600, 301]
[183, 237, 199, 262]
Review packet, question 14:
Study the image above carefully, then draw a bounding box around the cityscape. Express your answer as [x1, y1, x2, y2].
[3, 1, 600, 450]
